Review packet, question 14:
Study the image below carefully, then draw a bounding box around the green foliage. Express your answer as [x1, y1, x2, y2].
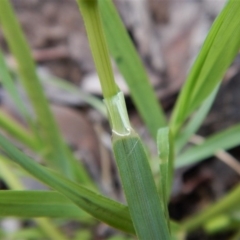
[176, 123, 240, 168]
[170, 0, 240, 135]
[0, 0, 92, 184]
[157, 127, 172, 229]
[113, 133, 169, 239]
[0, 0, 240, 239]
[0, 132, 135, 234]
[77, 0, 169, 237]
[0, 51, 30, 123]
[99, 0, 167, 138]
[0, 190, 92, 221]
[175, 84, 220, 153]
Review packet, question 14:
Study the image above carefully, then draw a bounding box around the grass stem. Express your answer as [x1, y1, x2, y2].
[77, 0, 118, 98]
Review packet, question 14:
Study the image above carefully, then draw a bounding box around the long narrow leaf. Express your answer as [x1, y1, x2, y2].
[0, 157, 70, 240]
[113, 133, 169, 239]
[171, 0, 240, 134]
[175, 84, 220, 153]
[157, 127, 171, 231]
[0, 190, 92, 222]
[0, 156, 23, 190]
[0, 50, 30, 123]
[105, 92, 169, 239]
[0, 50, 41, 150]
[0, 190, 182, 238]
[0, 133, 135, 234]
[176, 124, 240, 168]
[157, 128, 171, 203]
[0, 111, 39, 150]
[0, 0, 91, 184]
[99, 0, 167, 138]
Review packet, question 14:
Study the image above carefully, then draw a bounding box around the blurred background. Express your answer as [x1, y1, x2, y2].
[1, 0, 240, 239]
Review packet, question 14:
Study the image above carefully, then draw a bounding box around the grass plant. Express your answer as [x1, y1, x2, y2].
[0, 0, 240, 239]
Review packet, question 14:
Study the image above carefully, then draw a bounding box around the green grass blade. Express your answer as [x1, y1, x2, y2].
[0, 50, 41, 150]
[175, 84, 220, 153]
[0, 189, 177, 235]
[203, 215, 233, 234]
[99, 0, 167, 138]
[0, 157, 69, 240]
[159, 163, 169, 216]
[182, 185, 240, 232]
[176, 124, 240, 168]
[0, 133, 135, 234]
[106, 92, 170, 239]
[0, 50, 31, 123]
[0, 111, 40, 151]
[0, 190, 92, 222]
[157, 127, 171, 217]
[171, 0, 240, 134]
[113, 133, 169, 239]
[0, 156, 23, 190]
[0, 0, 91, 182]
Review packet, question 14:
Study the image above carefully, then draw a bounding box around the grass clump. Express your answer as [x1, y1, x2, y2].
[0, 0, 240, 239]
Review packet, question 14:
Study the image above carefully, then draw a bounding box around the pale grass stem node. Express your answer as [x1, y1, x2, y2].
[104, 91, 132, 137]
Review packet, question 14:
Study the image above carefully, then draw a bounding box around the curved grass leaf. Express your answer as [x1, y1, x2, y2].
[0, 111, 39, 151]
[0, 132, 135, 234]
[171, 0, 240, 134]
[157, 128, 171, 212]
[0, 157, 70, 240]
[175, 84, 219, 153]
[0, 189, 179, 238]
[158, 127, 174, 192]
[157, 127, 172, 231]
[203, 215, 234, 234]
[99, 0, 167, 138]
[0, 0, 92, 184]
[0, 50, 31, 123]
[0, 190, 92, 222]
[113, 133, 170, 239]
[0, 156, 24, 190]
[176, 124, 240, 168]
[104, 91, 169, 239]
[0, 50, 40, 150]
